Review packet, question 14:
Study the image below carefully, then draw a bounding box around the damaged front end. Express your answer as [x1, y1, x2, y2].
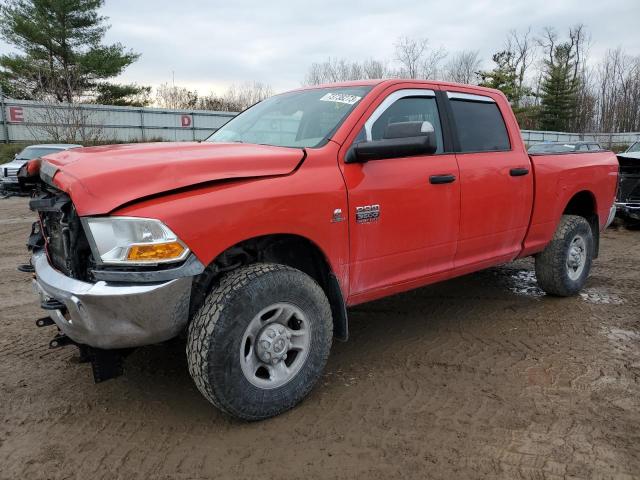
[18, 160, 198, 383]
[616, 154, 640, 222]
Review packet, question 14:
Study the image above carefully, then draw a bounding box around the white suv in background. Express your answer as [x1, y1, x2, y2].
[1, 144, 82, 195]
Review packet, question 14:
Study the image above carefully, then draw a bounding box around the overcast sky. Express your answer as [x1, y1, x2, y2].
[12, 0, 640, 94]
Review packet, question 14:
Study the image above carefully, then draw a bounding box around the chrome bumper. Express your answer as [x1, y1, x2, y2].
[32, 250, 193, 349]
[615, 202, 640, 219]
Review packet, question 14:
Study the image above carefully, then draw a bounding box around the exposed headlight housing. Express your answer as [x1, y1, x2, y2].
[82, 217, 190, 265]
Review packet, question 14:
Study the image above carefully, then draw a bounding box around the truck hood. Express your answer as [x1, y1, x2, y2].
[44, 142, 305, 215]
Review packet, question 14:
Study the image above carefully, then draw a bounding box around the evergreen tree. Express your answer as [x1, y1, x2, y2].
[539, 43, 579, 131]
[0, 0, 148, 104]
[478, 50, 533, 105]
[478, 51, 519, 102]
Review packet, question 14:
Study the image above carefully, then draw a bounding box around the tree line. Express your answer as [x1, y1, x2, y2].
[303, 28, 640, 134]
[0, 1, 637, 133]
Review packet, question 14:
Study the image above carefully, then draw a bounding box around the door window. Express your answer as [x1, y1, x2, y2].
[355, 92, 444, 154]
[448, 94, 511, 152]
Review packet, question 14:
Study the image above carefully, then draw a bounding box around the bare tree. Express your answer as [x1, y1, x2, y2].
[26, 101, 105, 144]
[443, 50, 482, 84]
[196, 82, 273, 112]
[221, 82, 274, 111]
[303, 58, 389, 85]
[394, 36, 427, 79]
[394, 36, 446, 79]
[595, 48, 640, 133]
[506, 28, 536, 106]
[155, 82, 198, 109]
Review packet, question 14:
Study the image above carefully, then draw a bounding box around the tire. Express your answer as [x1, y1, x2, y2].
[186, 263, 333, 421]
[535, 215, 594, 297]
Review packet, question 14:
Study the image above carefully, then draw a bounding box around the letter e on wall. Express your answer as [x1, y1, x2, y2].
[9, 106, 24, 123]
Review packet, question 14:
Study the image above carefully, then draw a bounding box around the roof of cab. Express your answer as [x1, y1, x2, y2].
[292, 79, 505, 98]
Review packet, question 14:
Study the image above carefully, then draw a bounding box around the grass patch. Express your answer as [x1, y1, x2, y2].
[0, 143, 30, 165]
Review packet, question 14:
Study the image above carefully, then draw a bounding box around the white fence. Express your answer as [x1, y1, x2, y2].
[521, 130, 640, 149]
[0, 98, 236, 143]
[1, 97, 639, 148]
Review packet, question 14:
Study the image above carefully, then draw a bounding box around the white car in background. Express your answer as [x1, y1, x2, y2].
[1, 144, 82, 196]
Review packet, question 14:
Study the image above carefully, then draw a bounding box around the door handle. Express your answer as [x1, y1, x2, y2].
[510, 167, 530, 177]
[429, 174, 456, 185]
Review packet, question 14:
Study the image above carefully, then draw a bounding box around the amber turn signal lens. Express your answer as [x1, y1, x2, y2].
[126, 242, 185, 261]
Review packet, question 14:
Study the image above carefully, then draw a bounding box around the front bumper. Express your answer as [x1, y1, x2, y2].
[32, 250, 193, 349]
[1, 178, 21, 192]
[615, 202, 640, 221]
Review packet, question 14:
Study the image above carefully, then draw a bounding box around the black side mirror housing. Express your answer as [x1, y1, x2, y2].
[345, 121, 437, 163]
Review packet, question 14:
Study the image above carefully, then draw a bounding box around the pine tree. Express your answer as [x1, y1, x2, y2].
[0, 0, 148, 104]
[539, 44, 579, 131]
[478, 51, 519, 103]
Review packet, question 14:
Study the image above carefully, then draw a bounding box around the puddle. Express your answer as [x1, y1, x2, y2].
[580, 288, 626, 305]
[606, 327, 640, 342]
[505, 270, 546, 298]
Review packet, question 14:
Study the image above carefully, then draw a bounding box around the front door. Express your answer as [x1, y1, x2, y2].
[340, 88, 460, 299]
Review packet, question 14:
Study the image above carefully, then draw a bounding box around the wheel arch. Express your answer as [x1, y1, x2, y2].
[562, 190, 600, 257]
[190, 233, 349, 341]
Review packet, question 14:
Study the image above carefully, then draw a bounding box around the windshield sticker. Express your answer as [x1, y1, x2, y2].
[319, 93, 362, 105]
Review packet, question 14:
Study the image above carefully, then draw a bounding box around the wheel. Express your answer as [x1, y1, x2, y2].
[535, 215, 594, 296]
[186, 263, 333, 420]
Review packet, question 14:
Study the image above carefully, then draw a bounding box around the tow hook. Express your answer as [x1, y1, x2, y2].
[49, 332, 76, 349]
[35, 317, 55, 328]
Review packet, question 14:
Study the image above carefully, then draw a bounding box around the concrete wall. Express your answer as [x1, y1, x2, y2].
[0, 98, 236, 143]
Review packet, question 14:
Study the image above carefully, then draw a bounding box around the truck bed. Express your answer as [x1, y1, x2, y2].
[521, 150, 619, 257]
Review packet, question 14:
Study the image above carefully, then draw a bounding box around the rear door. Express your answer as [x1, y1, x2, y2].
[445, 90, 533, 268]
[340, 87, 460, 298]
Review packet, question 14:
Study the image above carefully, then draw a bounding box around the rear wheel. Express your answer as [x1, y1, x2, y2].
[535, 215, 594, 296]
[186, 263, 333, 420]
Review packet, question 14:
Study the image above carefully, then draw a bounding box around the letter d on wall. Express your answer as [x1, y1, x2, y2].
[181, 115, 192, 127]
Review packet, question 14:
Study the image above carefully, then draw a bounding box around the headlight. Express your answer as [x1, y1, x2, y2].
[82, 217, 190, 265]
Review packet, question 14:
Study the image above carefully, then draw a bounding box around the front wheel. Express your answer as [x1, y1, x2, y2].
[186, 263, 333, 420]
[535, 215, 594, 296]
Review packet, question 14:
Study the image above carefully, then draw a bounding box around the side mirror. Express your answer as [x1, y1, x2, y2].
[345, 121, 437, 163]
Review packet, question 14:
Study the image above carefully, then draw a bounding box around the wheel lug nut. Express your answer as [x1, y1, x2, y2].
[268, 330, 276, 338]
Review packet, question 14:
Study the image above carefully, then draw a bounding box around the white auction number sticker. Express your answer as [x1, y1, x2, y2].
[319, 93, 362, 105]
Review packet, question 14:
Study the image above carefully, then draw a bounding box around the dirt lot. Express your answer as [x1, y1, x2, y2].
[1, 196, 639, 480]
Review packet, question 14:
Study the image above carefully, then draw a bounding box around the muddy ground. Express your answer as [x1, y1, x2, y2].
[0, 196, 639, 480]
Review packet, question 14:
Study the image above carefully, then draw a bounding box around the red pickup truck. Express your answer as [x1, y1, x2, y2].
[23, 80, 618, 420]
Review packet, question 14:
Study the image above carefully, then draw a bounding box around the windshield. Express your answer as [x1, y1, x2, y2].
[207, 86, 372, 148]
[627, 142, 640, 153]
[17, 147, 62, 160]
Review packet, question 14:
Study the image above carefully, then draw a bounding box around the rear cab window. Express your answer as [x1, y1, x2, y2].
[447, 92, 511, 153]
